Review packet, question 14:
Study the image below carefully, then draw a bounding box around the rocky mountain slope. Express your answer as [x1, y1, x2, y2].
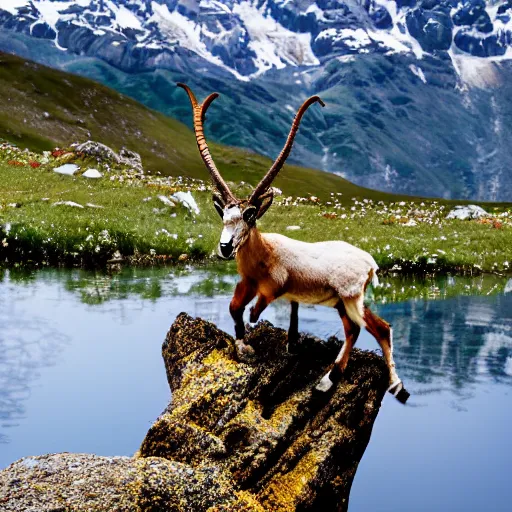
[1, 0, 512, 199]
[2, 50, 415, 201]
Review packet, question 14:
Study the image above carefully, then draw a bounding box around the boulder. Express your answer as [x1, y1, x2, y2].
[406, 9, 453, 52]
[370, 6, 393, 29]
[171, 191, 200, 215]
[54, 163, 79, 175]
[454, 31, 507, 57]
[31, 21, 56, 40]
[119, 147, 143, 172]
[453, 0, 493, 33]
[52, 200, 84, 208]
[82, 168, 103, 178]
[0, 314, 389, 512]
[74, 141, 143, 172]
[446, 204, 489, 220]
[74, 140, 120, 162]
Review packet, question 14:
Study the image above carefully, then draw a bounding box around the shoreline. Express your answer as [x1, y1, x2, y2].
[2, 142, 511, 276]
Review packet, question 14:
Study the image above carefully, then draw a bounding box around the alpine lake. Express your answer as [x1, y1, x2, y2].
[1, 264, 511, 511]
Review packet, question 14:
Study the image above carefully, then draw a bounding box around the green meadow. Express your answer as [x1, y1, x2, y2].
[1, 144, 511, 274]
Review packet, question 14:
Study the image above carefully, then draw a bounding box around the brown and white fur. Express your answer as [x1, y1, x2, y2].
[178, 82, 409, 403]
[215, 198, 409, 402]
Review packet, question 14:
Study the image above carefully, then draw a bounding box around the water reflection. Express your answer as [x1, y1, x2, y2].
[0, 274, 70, 444]
[0, 266, 511, 471]
[29, 265, 511, 306]
[377, 296, 512, 394]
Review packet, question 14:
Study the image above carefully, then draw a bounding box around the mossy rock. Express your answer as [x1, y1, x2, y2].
[0, 314, 388, 512]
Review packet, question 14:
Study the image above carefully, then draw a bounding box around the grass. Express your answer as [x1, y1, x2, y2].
[1, 143, 511, 274]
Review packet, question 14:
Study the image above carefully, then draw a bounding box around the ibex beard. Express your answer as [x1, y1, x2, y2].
[178, 83, 409, 404]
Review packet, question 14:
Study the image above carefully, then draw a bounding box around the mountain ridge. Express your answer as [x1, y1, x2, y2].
[1, 1, 512, 200]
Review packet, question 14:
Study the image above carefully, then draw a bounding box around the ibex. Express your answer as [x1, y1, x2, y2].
[178, 83, 409, 403]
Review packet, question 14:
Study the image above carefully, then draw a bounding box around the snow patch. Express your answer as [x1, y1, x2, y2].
[33, 1, 75, 30]
[107, 2, 143, 31]
[304, 3, 326, 21]
[149, 1, 249, 81]
[450, 50, 503, 88]
[409, 64, 427, 83]
[0, 0, 28, 15]
[199, 0, 232, 15]
[233, 1, 319, 76]
[372, 0, 424, 58]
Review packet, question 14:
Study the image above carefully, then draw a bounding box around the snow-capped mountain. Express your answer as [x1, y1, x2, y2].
[3, 0, 512, 78]
[1, 0, 512, 200]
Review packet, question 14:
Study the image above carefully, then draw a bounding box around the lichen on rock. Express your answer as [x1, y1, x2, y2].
[0, 313, 389, 511]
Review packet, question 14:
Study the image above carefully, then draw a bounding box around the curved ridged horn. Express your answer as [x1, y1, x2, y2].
[249, 96, 325, 203]
[177, 83, 237, 204]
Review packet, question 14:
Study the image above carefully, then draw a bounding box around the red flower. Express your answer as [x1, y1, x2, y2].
[29, 161, 41, 168]
[7, 160, 24, 167]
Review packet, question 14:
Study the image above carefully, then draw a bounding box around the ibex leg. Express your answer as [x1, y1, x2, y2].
[249, 294, 272, 323]
[316, 300, 360, 392]
[287, 301, 299, 353]
[363, 306, 409, 404]
[230, 279, 256, 340]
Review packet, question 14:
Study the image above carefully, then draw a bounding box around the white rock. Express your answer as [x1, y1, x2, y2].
[54, 164, 79, 176]
[172, 191, 200, 215]
[52, 201, 84, 208]
[403, 219, 417, 227]
[286, 225, 301, 230]
[158, 195, 177, 207]
[446, 205, 489, 220]
[82, 169, 103, 179]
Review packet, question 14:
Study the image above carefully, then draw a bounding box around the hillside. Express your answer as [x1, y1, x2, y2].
[0, 51, 423, 203]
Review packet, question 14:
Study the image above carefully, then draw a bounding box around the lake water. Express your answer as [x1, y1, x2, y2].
[1, 266, 511, 511]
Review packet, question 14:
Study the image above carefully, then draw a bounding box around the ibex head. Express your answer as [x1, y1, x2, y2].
[177, 83, 324, 259]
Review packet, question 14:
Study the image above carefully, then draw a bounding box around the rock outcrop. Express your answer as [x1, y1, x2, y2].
[446, 204, 489, 220]
[0, 314, 389, 512]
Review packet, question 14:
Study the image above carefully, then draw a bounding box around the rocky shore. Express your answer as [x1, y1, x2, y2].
[0, 314, 389, 511]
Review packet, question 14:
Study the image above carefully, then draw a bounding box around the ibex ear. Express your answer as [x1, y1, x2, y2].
[256, 190, 274, 219]
[212, 193, 225, 219]
[243, 205, 258, 226]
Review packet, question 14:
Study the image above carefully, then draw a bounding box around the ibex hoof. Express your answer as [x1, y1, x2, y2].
[388, 380, 410, 404]
[286, 336, 301, 355]
[315, 372, 334, 392]
[286, 342, 299, 355]
[235, 339, 256, 362]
